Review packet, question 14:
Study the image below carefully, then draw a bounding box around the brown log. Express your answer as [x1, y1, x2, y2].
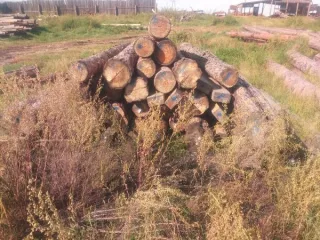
[267, 61, 320, 103]
[132, 101, 150, 118]
[211, 104, 227, 123]
[315, 53, 320, 63]
[211, 87, 232, 104]
[154, 39, 177, 66]
[124, 77, 149, 103]
[179, 43, 239, 88]
[243, 25, 305, 36]
[134, 37, 155, 57]
[154, 67, 176, 93]
[100, 79, 124, 102]
[148, 14, 171, 40]
[147, 92, 165, 107]
[172, 58, 202, 89]
[136, 57, 156, 79]
[103, 43, 138, 89]
[214, 125, 228, 139]
[192, 90, 209, 115]
[227, 31, 296, 41]
[70, 43, 129, 83]
[309, 38, 320, 51]
[165, 88, 184, 110]
[288, 50, 320, 77]
[112, 103, 129, 126]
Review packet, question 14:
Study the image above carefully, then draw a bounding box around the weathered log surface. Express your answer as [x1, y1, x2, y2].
[196, 73, 221, 96]
[165, 88, 184, 110]
[227, 31, 296, 41]
[136, 57, 156, 79]
[309, 38, 320, 51]
[179, 43, 239, 88]
[211, 104, 226, 123]
[103, 43, 138, 89]
[132, 101, 150, 118]
[154, 39, 177, 66]
[193, 90, 209, 115]
[70, 43, 129, 83]
[154, 67, 176, 93]
[124, 77, 149, 103]
[267, 61, 320, 103]
[148, 14, 171, 40]
[147, 92, 165, 107]
[172, 58, 202, 89]
[211, 87, 232, 104]
[314, 53, 320, 62]
[288, 51, 320, 77]
[134, 37, 155, 58]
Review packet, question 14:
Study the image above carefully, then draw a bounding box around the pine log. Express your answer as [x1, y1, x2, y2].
[154, 67, 177, 93]
[132, 101, 150, 118]
[154, 39, 177, 66]
[134, 37, 155, 57]
[315, 53, 320, 62]
[267, 61, 320, 103]
[211, 87, 232, 104]
[288, 51, 320, 77]
[124, 77, 149, 103]
[165, 88, 184, 110]
[148, 14, 171, 40]
[244, 26, 305, 36]
[0, 14, 29, 19]
[309, 38, 320, 51]
[147, 92, 165, 107]
[70, 43, 129, 83]
[192, 90, 209, 115]
[103, 43, 138, 89]
[172, 58, 202, 89]
[179, 43, 239, 88]
[196, 73, 221, 96]
[227, 31, 296, 41]
[112, 103, 129, 126]
[136, 57, 156, 79]
[211, 104, 227, 123]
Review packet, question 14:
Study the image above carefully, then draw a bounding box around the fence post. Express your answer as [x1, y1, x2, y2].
[38, 4, 43, 15]
[95, 4, 99, 14]
[135, 5, 138, 15]
[19, 4, 25, 14]
[74, 5, 80, 16]
[115, 6, 118, 16]
[56, 5, 61, 16]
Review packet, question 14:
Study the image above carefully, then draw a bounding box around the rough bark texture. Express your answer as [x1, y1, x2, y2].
[124, 77, 149, 103]
[268, 61, 320, 103]
[227, 31, 296, 41]
[179, 43, 239, 88]
[148, 14, 171, 40]
[154, 67, 177, 93]
[70, 43, 129, 83]
[211, 87, 232, 104]
[193, 90, 209, 115]
[314, 53, 320, 62]
[309, 38, 320, 51]
[147, 93, 165, 107]
[165, 89, 184, 110]
[132, 101, 150, 118]
[134, 37, 155, 58]
[103, 43, 138, 89]
[136, 57, 156, 79]
[172, 58, 202, 89]
[154, 39, 177, 66]
[288, 50, 320, 77]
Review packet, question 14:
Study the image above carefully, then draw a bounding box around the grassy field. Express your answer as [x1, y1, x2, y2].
[0, 13, 320, 239]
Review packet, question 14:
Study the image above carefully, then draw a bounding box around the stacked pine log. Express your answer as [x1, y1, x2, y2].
[0, 14, 36, 36]
[69, 15, 240, 139]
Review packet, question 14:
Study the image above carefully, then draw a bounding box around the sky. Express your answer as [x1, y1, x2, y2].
[157, 0, 320, 12]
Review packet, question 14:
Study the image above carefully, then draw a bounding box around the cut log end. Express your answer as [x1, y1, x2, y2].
[136, 57, 156, 79]
[221, 69, 239, 88]
[211, 88, 232, 104]
[173, 58, 202, 89]
[165, 89, 184, 110]
[124, 77, 149, 103]
[147, 93, 165, 107]
[154, 39, 177, 66]
[132, 102, 150, 118]
[193, 90, 209, 115]
[104, 60, 131, 89]
[148, 14, 171, 40]
[211, 104, 226, 123]
[154, 67, 177, 93]
[69, 62, 88, 83]
[134, 37, 155, 58]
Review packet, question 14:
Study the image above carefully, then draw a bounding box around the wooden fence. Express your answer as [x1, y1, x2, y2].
[0, 0, 156, 15]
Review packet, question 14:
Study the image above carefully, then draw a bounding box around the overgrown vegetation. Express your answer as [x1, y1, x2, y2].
[0, 13, 320, 239]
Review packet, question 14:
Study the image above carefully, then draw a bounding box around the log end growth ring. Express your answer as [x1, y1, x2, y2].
[104, 60, 131, 89]
[221, 69, 239, 88]
[134, 37, 155, 57]
[154, 39, 177, 66]
[148, 14, 171, 39]
[70, 62, 89, 83]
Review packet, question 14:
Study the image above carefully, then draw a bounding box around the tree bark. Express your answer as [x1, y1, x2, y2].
[70, 43, 129, 83]
[179, 43, 239, 88]
[124, 77, 149, 103]
[288, 50, 320, 77]
[172, 58, 202, 89]
[309, 38, 320, 51]
[147, 92, 165, 107]
[132, 101, 150, 118]
[136, 57, 156, 79]
[165, 88, 184, 110]
[154, 39, 177, 66]
[193, 90, 209, 115]
[227, 31, 296, 41]
[148, 14, 171, 40]
[103, 43, 138, 89]
[267, 61, 320, 103]
[154, 67, 177, 93]
[134, 37, 155, 57]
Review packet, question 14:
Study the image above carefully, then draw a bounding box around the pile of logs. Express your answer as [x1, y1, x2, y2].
[0, 14, 36, 37]
[69, 14, 239, 140]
